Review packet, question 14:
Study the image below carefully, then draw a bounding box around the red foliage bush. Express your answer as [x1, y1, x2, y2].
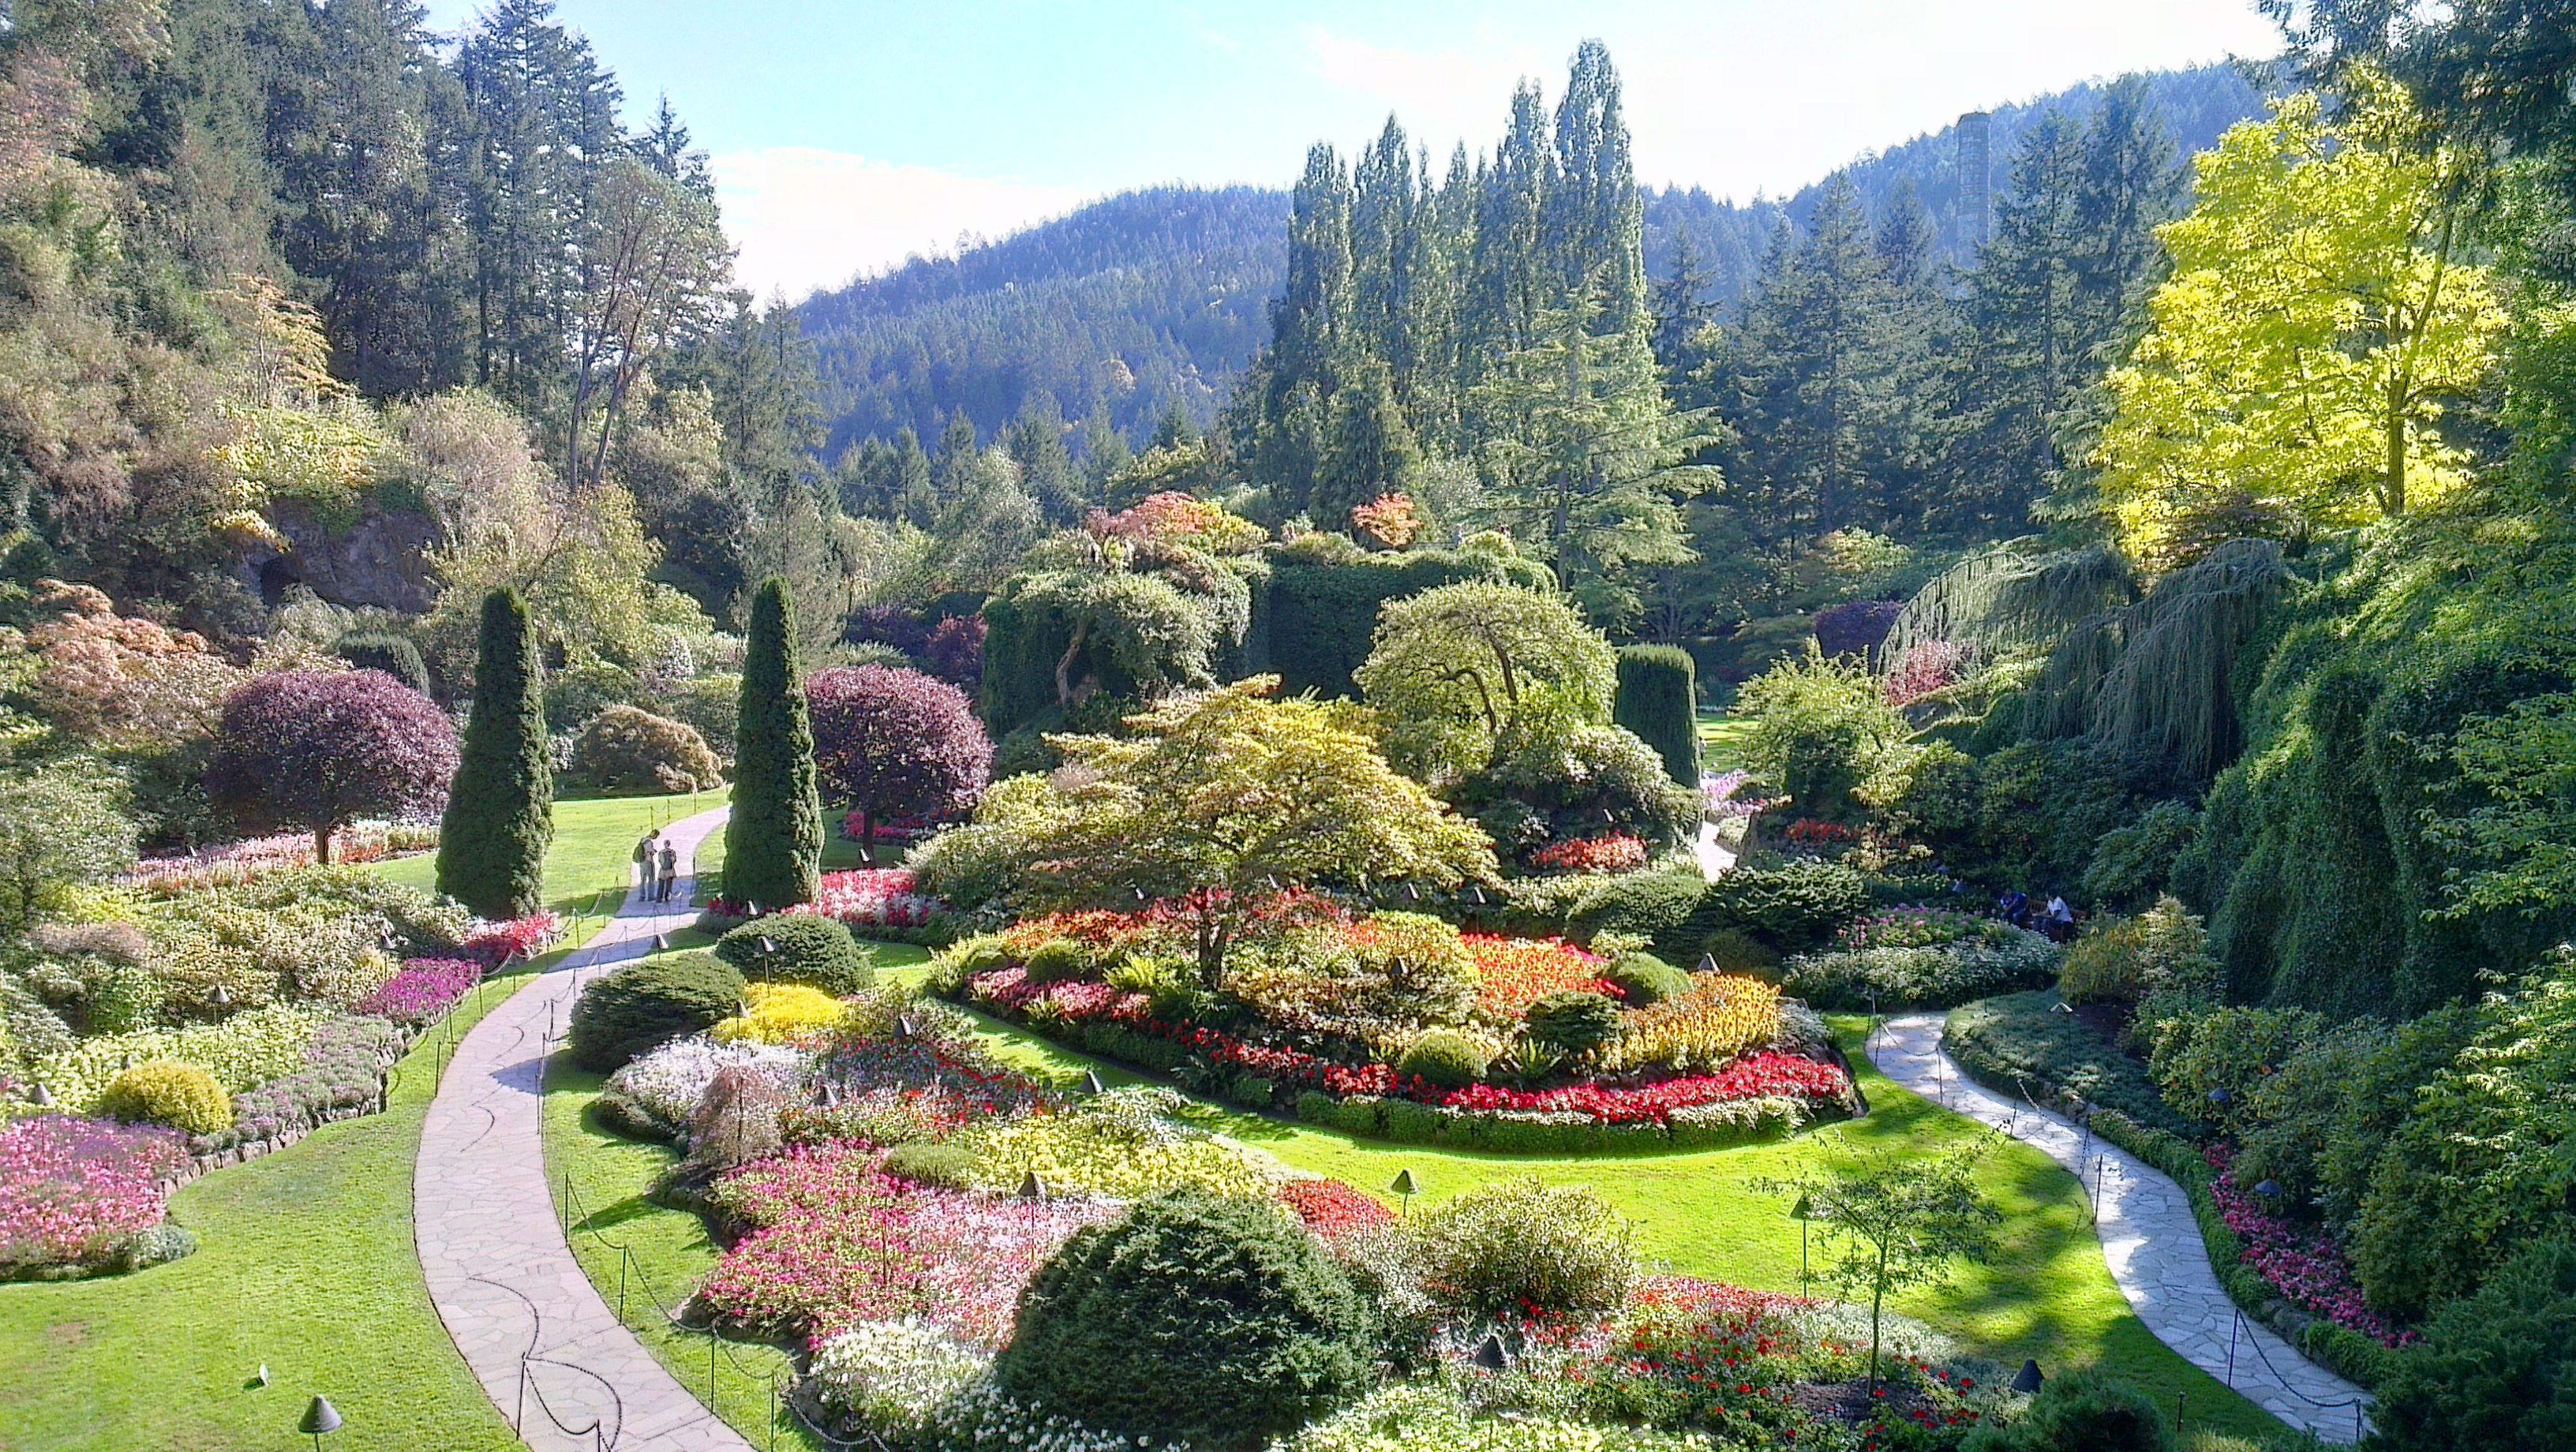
[805, 664, 992, 850]
[204, 670, 457, 860]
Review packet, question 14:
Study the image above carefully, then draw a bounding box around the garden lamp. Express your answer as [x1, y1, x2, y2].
[1470, 1334, 1509, 1371]
[299, 1394, 343, 1448]
[653, 934, 670, 952]
[254, 1364, 269, 1387]
[211, 983, 233, 1009]
[1388, 1169, 1417, 1216]
[759, 937, 776, 955]
[2050, 1001, 2074, 1015]
[1019, 1171, 1044, 1201]
[28, 1081, 51, 1108]
[1405, 882, 1420, 902]
[1790, 1194, 1816, 1297]
[1082, 1070, 1106, 1096]
[896, 1015, 918, 1039]
[2255, 1180, 2282, 1199]
[2011, 1360, 2043, 1396]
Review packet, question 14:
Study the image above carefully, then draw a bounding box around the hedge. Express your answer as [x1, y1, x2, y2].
[332, 631, 431, 695]
[1940, 991, 2188, 1136]
[1614, 645, 1699, 787]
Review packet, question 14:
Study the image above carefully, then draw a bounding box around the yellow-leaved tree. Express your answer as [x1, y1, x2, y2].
[2095, 75, 2507, 568]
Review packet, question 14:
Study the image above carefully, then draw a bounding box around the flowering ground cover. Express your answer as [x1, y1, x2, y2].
[121, 824, 439, 895]
[708, 867, 944, 932]
[2207, 1146, 2413, 1346]
[0, 1115, 190, 1278]
[356, 957, 484, 1027]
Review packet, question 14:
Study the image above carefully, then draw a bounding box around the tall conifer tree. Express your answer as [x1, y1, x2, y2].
[725, 578, 822, 909]
[438, 588, 553, 919]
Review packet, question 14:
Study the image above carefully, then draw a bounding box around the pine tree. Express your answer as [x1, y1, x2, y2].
[725, 578, 823, 909]
[437, 588, 554, 919]
[1313, 358, 1420, 527]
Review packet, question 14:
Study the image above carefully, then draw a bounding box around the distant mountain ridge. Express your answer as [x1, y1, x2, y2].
[799, 64, 2265, 461]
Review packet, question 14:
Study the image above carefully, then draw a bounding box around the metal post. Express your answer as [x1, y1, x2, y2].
[2225, 1311, 2240, 1387]
[2174, 1390, 2185, 1436]
[515, 1355, 528, 1433]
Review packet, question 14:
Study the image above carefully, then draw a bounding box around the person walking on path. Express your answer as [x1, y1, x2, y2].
[633, 829, 659, 891]
[656, 839, 680, 904]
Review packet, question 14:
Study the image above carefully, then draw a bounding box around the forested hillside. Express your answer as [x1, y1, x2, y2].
[1642, 62, 2265, 305]
[800, 188, 1287, 459]
[803, 65, 2261, 470]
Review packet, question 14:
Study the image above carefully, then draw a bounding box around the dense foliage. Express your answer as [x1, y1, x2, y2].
[566, 952, 747, 1072]
[726, 580, 823, 909]
[805, 664, 991, 851]
[439, 589, 554, 918]
[205, 671, 457, 864]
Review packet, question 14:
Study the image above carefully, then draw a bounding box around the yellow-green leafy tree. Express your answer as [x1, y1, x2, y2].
[2096, 75, 2507, 568]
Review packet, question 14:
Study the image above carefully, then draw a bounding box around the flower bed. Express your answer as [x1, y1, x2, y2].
[32, 1005, 330, 1111]
[699, 1144, 1115, 1349]
[120, 824, 437, 896]
[2207, 1145, 2413, 1347]
[0, 1113, 191, 1278]
[197, 1016, 406, 1155]
[704, 868, 945, 934]
[1461, 934, 1617, 1017]
[462, 911, 565, 966]
[1275, 1177, 1397, 1236]
[1530, 833, 1649, 874]
[355, 957, 484, 1027]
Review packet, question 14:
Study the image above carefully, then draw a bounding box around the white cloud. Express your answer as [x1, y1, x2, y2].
[710, 147, 1088, 301]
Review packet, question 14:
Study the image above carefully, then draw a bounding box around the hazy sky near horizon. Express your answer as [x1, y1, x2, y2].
[419, 1, 2282, 300]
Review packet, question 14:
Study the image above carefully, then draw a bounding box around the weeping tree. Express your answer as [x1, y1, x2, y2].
[2048, 538, 2293, 780]
[725, 578, 823, 909]
[439, 589, 554, 918]
[1878, 541, 2136, 666]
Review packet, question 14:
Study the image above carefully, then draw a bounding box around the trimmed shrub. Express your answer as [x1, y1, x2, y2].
[1406, 1178, 1633, 1319]
[683, 1065, 788, 1177]
[332, 632, 429, 694]
[880, 1140, 977, 1189]
[2057, 896, 2222, 1008]
[724, 578, 823, 909]
[714, 916, 873, 996]
[98, 1060, 234, 1136]
[1602, 952, 1691, 1006]
[438, 589, 553, 919]
[1698, 857, 1871, 950]
[995, 1189, 1375, 1450]
[1784, 933, 2061, 1010]
[1942, 992, 2187, 1136]
[569, 705, 724, 794]
[1613, 645, 1699, 787]
[566, 952, 746, 1072]
[1964, 1367, 2169, 1452]
[1395, 1031, 1489, 1091]
[1522, 990, 1623, 1059]
[2367, 1236, 2576, 1452]
[2147, 1005, 2321, 1136]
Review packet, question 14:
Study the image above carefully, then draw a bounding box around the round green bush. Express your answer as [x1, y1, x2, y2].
[715, 915, 874, 997]
[1395, 1031, 1489, 1090]
[2367, 1236, 2576, 1452]
[566, 952, 746, 1072]
[1020, 937, 1093, 985]
[1602, 952, 1691, 1006]
[995, 1189, 1374, 1450]
[1698, 926, 1783, 976]
[1523, 990, 1624, 1059]
[880, 1140, 977, 1189]
[1963, 1367, 2170, 1452]
[1405, 1178, 1633, 1320]
[99, 1060, 234, 1136]
[569, 705, 724, 795]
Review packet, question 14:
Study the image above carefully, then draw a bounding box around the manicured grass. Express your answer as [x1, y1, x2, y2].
[543, 940, 933, 1452]
[557, 961, 2291, 1447]
[0, 971, 541, 1452]
[370, 788, 729, 920]
[1697, 711, 1756, 774]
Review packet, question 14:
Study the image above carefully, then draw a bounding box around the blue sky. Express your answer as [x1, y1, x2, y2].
[418, 2, 2282, 299]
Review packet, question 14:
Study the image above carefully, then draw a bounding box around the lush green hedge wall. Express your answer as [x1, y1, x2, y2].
[1259, 547, 1549, 700]
[1614, 645, 1700, 787]
[1941, 991, 2192, 1139]
[2174, 516, 2576, 1016]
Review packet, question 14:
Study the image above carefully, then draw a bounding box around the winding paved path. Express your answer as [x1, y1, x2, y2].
[1865, 1014, 2372, 1443]
[415, 806, 749, 1452]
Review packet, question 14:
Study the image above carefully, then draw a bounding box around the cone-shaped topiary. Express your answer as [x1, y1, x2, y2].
[1613, 645, 1699, 787]
[996, 1189, 1374, 1450]
[724, 578, 822, 909]
[438, 589, 554, 919]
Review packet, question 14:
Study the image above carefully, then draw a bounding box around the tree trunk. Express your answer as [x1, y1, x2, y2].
[315, 825, 335, 866]
[1869, 1246, 1886, 1396]
[2385, 372, 2409, 517]
[859, 807, 876, 859]
[1055, 617, 1091, 705]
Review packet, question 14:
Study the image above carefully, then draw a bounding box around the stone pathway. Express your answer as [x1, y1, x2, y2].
[1693, 819, 1738, 880]
[414, 806, 751, 1452]
[1864, 1014, 2372, 1443]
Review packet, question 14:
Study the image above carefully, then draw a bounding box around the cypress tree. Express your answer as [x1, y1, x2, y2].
[724, 577, 822, 909]
[437, 588, 553, 919]
[1613, 644, 1700, 787]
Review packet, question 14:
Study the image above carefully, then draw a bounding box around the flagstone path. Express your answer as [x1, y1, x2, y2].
[414, 806, 752, 1452]
[1866, 1013, 2373, 1443]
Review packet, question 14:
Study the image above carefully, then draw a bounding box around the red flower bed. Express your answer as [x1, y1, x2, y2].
[2207, 1145, 2413, 1346]
[1436, 1053, 1849, 1125]
[1530, 833, 1649, 874]
[1275, 1179, 1396, 1236]
[462, 911, 564, 966]
[1460, 934, 1616, 1017]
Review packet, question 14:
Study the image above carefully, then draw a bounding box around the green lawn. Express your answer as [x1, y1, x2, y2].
[1697, 711, 1755, 775]
[370, 788, 730, 921]
[553, 959, 2291, 1449]
[0, 971, 537, 1452]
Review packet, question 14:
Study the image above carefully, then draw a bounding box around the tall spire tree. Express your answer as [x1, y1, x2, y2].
[725, 578, 823, 909]
[438, 588, 554, 919]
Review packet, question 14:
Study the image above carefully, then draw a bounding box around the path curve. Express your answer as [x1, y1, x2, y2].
[415, 806, 751, 1452]
[1865, 1014, 2372, 1443]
